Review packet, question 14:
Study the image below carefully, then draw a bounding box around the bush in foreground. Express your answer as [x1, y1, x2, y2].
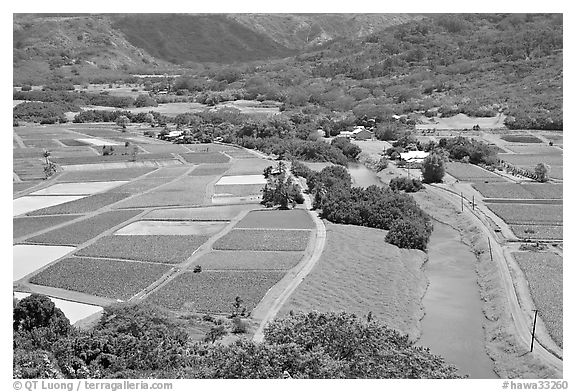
[389, 176, 423, 193]
[421, 153, 445, 183]
[385, 218, 432, 251]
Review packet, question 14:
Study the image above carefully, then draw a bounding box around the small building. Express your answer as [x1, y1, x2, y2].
[352, 126, 374, 141]
[339, 131, 354, 138]
[400, 150, 429, 163]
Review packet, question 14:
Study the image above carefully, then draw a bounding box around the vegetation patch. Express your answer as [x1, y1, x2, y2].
[76, 235, 210, 264]
[146, 270, 285, 313]
[144, 205, 256, 221]
[13, 215, 81, 239]
[500, 135, 542, 143]
[56, 167, 156, 183]
[213, 229, 311, 251]
[27, 192, 131, 215]
[29, 257, 170, 301]
[486, 203, 563, 225]
[509, 225, 563, 240]
[513, 252, 563, 347]
[195, 250, 303, 270]
[180, 152, 230, 164]
[235, 209, 314, 229]
[25, 210, 142, 245]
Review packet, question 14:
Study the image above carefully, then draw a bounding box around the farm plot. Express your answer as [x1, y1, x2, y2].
[29, 257, 171, 301]
[225, 158, 274, 175]
[14, 195, 86, 217]
[179, 152, 230, 164]
[13, 148, 45, 159]
[189, 165, 230, 176]
[504, 145, 562, 155]
[513, 252, 563, 347]
[114, 220, 228, 236]
[235, 209, 314, 229]
[23, 139, 63, 149]
[13, 292, 103, 325]
[224, 149, 258, 159]
[56, 167, 156, 182]
[51, 153, 176, 166]
[137, 144, 191, 154]
[13, 244, 75, 281]
[445, 162, 508, 182]
[114, 176, 216, 208]
[140, 166, 190, 178]
[509, 225, 563, 240]
[486, 203, 563, 225]
[13, 181, 41, 195]
[194, 251, 303, 270]
[27, 192, 131, 215]
[216, 174, 267, 185]
[146, 270, 285, 314]
[497, 153, 563, 167]
[213, 184, 264, 197]
[500, 135, 542, 143]
[184, 143, 237, 152]
[13, 158, 46, 181]
[213, 229, 311, 251]
[279, 222, 428, 338]
[473, 183, 563, 199]
[14, 215, 81, 239]
[25, 210, 142, 245]
[59, 139, 91, 147]
[144, 204, 257, 221]
[76, 235, 210, 264]
[47, 147, 100, 158]
[30, 181, 128, 196]
[108, 177, 177, 194]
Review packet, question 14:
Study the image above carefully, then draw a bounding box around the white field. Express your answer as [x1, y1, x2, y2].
[14, 292, 103, 325]
[13, 244, 75, 281]
[76, 138, 121, 146]
[114, 220, 228, 236]
[30, 181, 128, 196]
[13, 195, 85, 216]
[212, 194, 262, 205]
[216, 174, 267, 185]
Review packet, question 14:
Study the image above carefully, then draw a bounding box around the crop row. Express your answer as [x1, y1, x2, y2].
[146, 270, 285, 314]
[213, 229, 311, 251]
[29, 257, 171, 301]
[513, 252, 563, 347]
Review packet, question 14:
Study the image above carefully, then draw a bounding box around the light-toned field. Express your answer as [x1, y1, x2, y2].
[30, 181, 127, 196]
[27, 192, 131, 215]
[13, 195, 86, 216]
[498, 153, 563, 167]
[144, 205, 256, 221]
[279, 222, 428, 339]
[216, 174, 267, 185]
[13, 244, 75, 281]
[55, 168, 156, 183]
[114, 221, 228, 236]
[14, 291, 103, 325]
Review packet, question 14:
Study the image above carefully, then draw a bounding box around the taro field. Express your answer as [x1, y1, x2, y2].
[445, 162, 508, 182]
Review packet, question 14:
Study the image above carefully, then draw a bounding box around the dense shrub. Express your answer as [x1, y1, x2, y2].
[439, 136, 497, 165]
[385, 218, 432, 251]
[389, 176, 424, 192]
[421, 153, 446, 183]
[331, 137, 362, 160]
[134, 94, 158, 107]
[13, 102, 69, 123]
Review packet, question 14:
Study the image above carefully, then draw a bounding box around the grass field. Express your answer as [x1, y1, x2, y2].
[76, 235, 210, 264]
[513, 252, 563, 348]
[509, 225, 563, 240]
[144, 205, 256, 221]
[56, 167, 156, 182]
[179, 152, 230, 164]
[25, 210, 142, 245]
[225, 158, 274, 175]
[194, 250, 303, 270]
[445, 162, 508, 182]
[213, 229, 311, 251]
[137, 144, 192, 154]
[279, 222, 428, 338]
[146, 270, 285, 314]
[13, 215, 81, 239]
[500, 135, 542, 143]
[497, 153, 563, 167]
[486, 203, 563, 225]
[27, 192, 131, 215]
[59, 139, 91, 147]
[504, 145, 562, 155]
[29, 257, 171, 301]
[223, 149, 258, 159]
[473, 183, 563, 199]
[234, 209, 314, 230]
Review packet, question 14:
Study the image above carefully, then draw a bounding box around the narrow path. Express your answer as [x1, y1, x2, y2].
[252, 181, 327, 343]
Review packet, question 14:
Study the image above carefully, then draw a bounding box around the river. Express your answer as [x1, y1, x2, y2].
[346, 163, 497, 378]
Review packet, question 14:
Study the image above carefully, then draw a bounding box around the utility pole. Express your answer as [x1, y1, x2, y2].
[472, 195, 475, 210]
[530, 310, 538, 352]
[461, 192, 464, 212]
[488, 237, 493, 261]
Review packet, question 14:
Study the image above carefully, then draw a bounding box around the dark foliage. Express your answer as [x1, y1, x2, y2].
[389, 176, 424, 193]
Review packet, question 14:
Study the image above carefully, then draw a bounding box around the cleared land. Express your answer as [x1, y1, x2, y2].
[194, 250, 303, 270]
[473, 183, 563, 199]
[13, 244, 75, 281]
[146, 270, 285, 314]
[27, 192, 131, 215]
[486, 203, 563, 225]
[509, 225, 563, 240]
[114, 221, 228, 236]
[179, 152, 230, 164]
[29, 257, 171, 301]
[279, 222, 428, 338]
[224, 149, 258, 159]
[445, 162, 507, 182]
[144, 205, 256, 221]
[235, 209, 314, 229]
[25, 210, 142, 245]
[213, 229, 311, 251]
[76, 235, 209, 264]
[56, 167, 156, 182]
[513, 252, 563, 348]
[13, 215, 81, 239]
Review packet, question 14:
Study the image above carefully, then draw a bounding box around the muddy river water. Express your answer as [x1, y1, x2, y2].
[347, 163, 497, 378]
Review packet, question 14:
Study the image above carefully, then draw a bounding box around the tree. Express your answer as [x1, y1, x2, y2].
[116, 115, 130, 130]
[144, 113, 156, 127]
[421, 153, 445, 183]
[385, 218, 431, 250]
[261, 162, 304, 209]
[534, 163, 550, 182]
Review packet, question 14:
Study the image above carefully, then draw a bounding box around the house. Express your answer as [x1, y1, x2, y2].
[400, 150, 429, 163]
[351, 126, 374, 141]
[339, 131, 354, 138]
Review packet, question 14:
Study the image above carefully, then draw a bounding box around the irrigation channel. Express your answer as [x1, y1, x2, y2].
[347, 163, 497, 378]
